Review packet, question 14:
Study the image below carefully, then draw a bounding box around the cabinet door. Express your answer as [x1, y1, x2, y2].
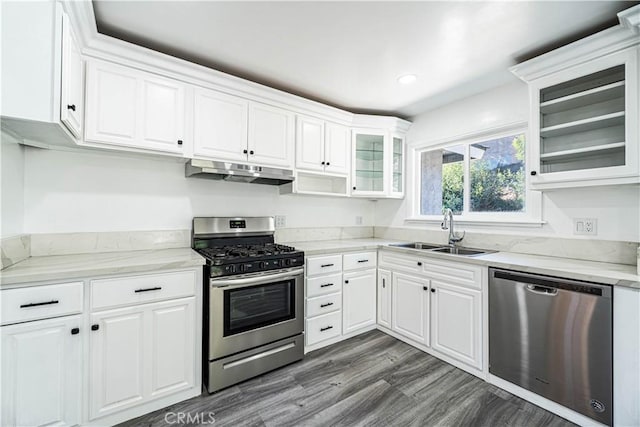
[325, 122, 350, 174]
[139, 76, 185, 153]
[1, 315, 81, 427]
[391, 272, 429, 346]
[431, 280, 482, 369]
[149, 298, 195, 399]
[193, 87, 248, 162]
[342, 269, 377, 334]
[248, 102, 294, 168]
[60, 12, 84, 139]
[377, 269, 391, 329]
[296, 115, 325, 171]
[85, 60, 138, 146]
[390, 134, 405, 197]
[89, 305, 145, 419]
[352, 129, 387, 196]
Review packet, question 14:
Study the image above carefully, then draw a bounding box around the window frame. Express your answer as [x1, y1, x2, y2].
[406, 123, 543, 226]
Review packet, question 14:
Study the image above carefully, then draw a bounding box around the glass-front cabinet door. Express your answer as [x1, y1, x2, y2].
[352, 130, 386, 195]
[390, 134, 405, 197]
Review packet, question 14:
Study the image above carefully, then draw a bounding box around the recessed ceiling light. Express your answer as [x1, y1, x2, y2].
[397, 74, 417, 85]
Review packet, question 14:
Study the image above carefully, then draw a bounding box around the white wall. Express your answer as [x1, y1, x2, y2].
[1, 133, 25, 238]
[23, 147, 375, 233]
[375, 80, 640, 242]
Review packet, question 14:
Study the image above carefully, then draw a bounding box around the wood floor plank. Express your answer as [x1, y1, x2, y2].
[117, 330, 576, 427]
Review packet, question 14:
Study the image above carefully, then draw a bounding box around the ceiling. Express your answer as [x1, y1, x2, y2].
[93, 1, 636, 119]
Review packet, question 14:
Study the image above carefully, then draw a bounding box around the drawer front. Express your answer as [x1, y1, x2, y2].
[306, 254, 342, 276]
[306, 272, 342, 298]
[306, 311, 342, 346]
[1, 282, 83, 325]
[421, 260, 483, 290]
[379, 250, 424, 274]
[306, 292, 342, 318]
[343, 251, 377, 271]
[91, 270, 196, 311]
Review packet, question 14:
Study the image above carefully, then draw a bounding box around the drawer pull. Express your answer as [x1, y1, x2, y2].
[134, 286, 162, 293]
[71, 328, 80, 335]
[20, 300, 59, 308]
[320, 283, 334, 288]
[320, 302, 334, 308]
[91, 324, 100, 331]
[357, 259, 369, 263]
[417, 262, 422, 266]
[320, 263, 334, 268]
[320, 326, 333, 332]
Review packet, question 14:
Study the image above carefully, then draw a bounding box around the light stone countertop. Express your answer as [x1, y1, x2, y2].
[286, 239, 639, 290]
[0, 248, 206, 288]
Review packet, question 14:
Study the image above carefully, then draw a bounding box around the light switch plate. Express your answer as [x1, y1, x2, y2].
[573, 218, 597, 235]
[355, 216, 363, 225]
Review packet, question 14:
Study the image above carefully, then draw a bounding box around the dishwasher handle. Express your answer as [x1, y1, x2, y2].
[526, 284, 558, 296]
[491, 268, 610, 298]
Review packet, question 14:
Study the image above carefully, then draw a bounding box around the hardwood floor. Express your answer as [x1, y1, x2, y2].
[119, 330, 575, 427]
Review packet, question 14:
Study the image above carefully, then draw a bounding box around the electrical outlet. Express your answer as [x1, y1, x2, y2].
[355, 216, 363, 225]
[573, 218, 597, 236]
[275, 215, 286, 228]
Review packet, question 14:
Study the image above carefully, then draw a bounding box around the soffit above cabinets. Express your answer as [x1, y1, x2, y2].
[92, 1, 636, 118]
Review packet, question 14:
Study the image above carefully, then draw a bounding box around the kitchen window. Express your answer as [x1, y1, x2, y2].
[411, 127, 542, 225]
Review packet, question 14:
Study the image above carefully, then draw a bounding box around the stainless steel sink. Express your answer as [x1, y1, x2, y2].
[390, 242, 443, 250]
[431, 246, 492, 256]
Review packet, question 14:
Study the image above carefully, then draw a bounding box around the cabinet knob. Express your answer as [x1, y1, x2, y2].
[417, 262, 422, 266]
[321, 161, 325, 165]
[345, 280, 349, 284]
[249, 150, 254, 155]
[431, 288, 436, 293]
[530, 171, 537, 176]
[71, 327, 80, 335]
[352, 186, 356, 190]
[177, 140, 183, 145]
[243, 149, 248, 154]
[326, 162, 330, 166]
[67, 104, 76, 112]
[423, 286, 428, 291]
[91, 324, 99, 331]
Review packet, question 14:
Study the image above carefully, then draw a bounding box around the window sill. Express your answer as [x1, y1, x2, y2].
[405, 217, 546, 228]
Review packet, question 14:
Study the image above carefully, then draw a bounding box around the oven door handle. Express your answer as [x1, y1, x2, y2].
[210, 268, 304, 289]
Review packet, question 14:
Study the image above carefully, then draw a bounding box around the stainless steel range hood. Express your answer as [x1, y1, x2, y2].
[185, 159, 294, 186]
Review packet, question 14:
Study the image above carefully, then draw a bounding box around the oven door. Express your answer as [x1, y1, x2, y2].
[209, 268, 304, 360]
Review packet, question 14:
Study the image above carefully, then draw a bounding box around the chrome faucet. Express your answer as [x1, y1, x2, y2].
[441, 208, 465, 246]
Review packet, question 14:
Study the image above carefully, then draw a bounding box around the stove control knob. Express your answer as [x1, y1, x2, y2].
[227, 265, 236, 274]
[258, 261, 267, 269]
[239, 264, 247, 273]
[284, 258, 292, 267]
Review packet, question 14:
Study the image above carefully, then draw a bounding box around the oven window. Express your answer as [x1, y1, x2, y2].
[223, 279, 295, 336]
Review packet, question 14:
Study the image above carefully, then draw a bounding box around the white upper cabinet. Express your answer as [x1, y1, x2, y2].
[85, 60, 187, 154]
[296, 115, 325, 171]
[248, 102, 295, 168]
[296, 115, 351, 174]
[60, 12, 84, 139]
[325, 122, 351, 174]
[193, 87, 248, 162]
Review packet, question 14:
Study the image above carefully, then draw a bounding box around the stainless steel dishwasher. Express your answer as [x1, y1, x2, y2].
[489, 268, 613, 426]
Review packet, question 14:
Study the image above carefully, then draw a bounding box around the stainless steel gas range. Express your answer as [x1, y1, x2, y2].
[192, 217, 305, 393]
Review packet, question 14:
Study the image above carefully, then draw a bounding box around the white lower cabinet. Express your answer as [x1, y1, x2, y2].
[377, 269, 391, 329]
[391, 272, 430, 346]
[89, 297, 196, 420]
[430, 280, 482, 369]
[1, 315, 82, 427]
[342, 269, 377, 334]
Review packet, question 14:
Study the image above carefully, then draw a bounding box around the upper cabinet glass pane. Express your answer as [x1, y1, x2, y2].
[355, 133, 384, 192]
[539, 64, 626, 174]
[392, 137, 403, 193]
